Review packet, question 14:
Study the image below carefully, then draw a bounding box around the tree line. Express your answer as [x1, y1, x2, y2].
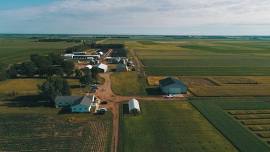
[7, 53, 74, 78]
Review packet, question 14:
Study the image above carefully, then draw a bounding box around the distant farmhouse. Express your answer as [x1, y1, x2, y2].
[128, 98, 140, 114]
[55, 95, 100, 113]
[159, 77, 187, 95]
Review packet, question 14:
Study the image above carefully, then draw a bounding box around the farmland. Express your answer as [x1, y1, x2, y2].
[119, 101, 237, 152]
[0, 38, 78, 66]
[191, 99, 270, 152]
[0, 107, 112, 152]
[125, 40, 270, 76]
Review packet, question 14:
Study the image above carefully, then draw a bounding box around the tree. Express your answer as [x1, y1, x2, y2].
[48, 53, 64, 65]
[38, 76, 71, 101]
[0, 66, 7, 81]
[79, 75, 92, 86]
[79, 68, 92, 85]
[75, 69, 83, 79]
[62, 60, 74, 76]
[21, 61, 37, 76]
[7, 64, 19, 78]
[91, 67, 99, 81]
[30, 54, 52, 76]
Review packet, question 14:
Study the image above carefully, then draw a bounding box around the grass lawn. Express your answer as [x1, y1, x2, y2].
[0, 79, 44, 95]
[0, 106, 112, 152]
[119, 101, 237, 152]
[0, 78, 85, 96]
[191, 99, 270, 152]
[111, 72, 147, 96]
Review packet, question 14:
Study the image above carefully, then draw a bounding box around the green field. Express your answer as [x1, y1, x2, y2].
[0, 78, 85, 97]
[191, 99, 270, 152]
[126, 40, 270, 76]
[111, 72, 147, 96]
[0, 38, 77, 66]
[119, 101, 237, 152]
[0, 107, 112, 152]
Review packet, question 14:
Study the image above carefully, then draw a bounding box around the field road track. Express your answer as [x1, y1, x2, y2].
[95, 73, 187, 152]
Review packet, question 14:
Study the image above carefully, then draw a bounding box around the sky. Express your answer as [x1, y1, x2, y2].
[0, 0, 270, 35]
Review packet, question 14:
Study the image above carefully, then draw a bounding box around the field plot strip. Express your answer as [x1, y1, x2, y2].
[191, 100, 270, 152]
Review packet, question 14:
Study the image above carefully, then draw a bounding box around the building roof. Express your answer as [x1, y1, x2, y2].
[128, 98, 140, 111]
[55, 96, 82, 105]
[97, 63, 108, 70]
[86, 65, 93, 69]
[159, 77, 186, 88]
[55, 95, 95, 107]
[79, 96, 94, 106]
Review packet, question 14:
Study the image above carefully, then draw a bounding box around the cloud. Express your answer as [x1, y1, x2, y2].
[1, 0, 270, 34]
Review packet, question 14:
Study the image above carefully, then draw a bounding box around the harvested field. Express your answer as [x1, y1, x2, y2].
[213, 77, 258, 84]
[0, 108, 112, 152]
[179, 77, 217, 86]
[234, 114, 270, 120]
[189, 85, 270, 97]
[228, 110, 270, 115]
[249, 125, 270, 132]
[241, 119, 270, 125]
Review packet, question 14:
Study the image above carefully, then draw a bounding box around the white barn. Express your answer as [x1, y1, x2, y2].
[128, 98, 140, 114]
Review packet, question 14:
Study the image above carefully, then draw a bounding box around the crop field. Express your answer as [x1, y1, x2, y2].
[119, 101, 237, 152]
[0, 107, 112, 152]
[126, 40, 270, 76]
[191, 99, 270, 152]
[0, 38, 77, 66]
[147, 76, 270, 97]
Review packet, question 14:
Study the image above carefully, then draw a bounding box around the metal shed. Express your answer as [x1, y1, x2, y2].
[128, 98, 140, 113]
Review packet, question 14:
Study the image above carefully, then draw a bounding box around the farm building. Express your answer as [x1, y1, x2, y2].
[159, 77, 187, 94]
[85, 65, 93, 70]
[63, 54, 74, 60]
[97, 63, 108, 73]
[116, 64, 129, 72]
[128, 98, 140, 114]
[55, 95, 98, 113]
[106, 57, 121, 64]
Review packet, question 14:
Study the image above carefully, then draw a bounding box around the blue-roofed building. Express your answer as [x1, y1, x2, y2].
[159, 77, 187, 94]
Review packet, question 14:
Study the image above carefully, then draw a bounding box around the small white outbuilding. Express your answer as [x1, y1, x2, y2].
[97, 63, 108, 73]
[85, 65, 93, 70]
[128, 98, 140, 114]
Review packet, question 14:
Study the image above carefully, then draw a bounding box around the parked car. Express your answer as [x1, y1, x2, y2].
[164, 94, 174, 98]
[96, 108, 108, 115]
